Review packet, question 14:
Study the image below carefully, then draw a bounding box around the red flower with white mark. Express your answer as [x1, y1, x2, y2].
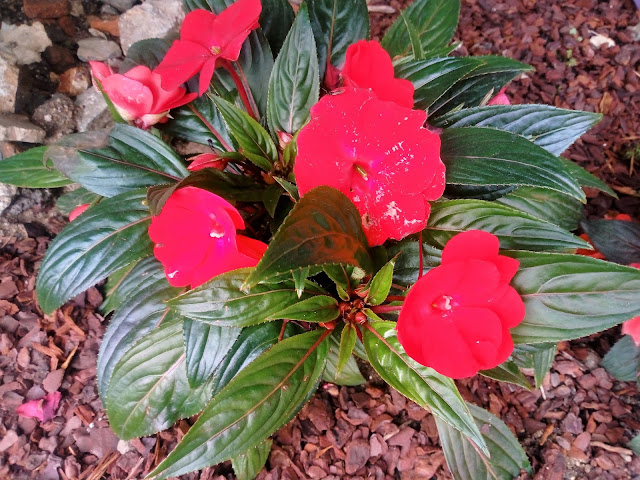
[294, 88, 444, 246]
[396, 230, 525, 379]
[90, 62, 197, 129]
[341, 40, 415, 109]
[154, 0, 261, 96]
[148, 186, 267, 288]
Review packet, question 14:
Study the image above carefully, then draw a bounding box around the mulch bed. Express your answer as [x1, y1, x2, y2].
[1, 0, 640, 479]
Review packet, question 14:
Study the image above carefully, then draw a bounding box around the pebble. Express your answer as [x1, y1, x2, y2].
[23, 0, 71, 19]
[0, 22, 52, 65]
[105, 0, 137, 13]
[42, 45, 76, 74]
[58, 66, 91, 97]
[118, 0, 184, 54]
[76, 37, 122, 62]
[0, 114, 46, 143]
[0, 51, 19, 113]
[73, 87, 109, 132]
[32, 94, 75, 138]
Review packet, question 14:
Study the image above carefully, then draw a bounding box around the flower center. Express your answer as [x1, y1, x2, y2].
[209, 214, 225, 238]
[432, 295, 454, 312]
[210, 45, 221, 55]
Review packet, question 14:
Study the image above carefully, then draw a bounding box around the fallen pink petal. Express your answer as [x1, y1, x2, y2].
[16, 392, 62, 422]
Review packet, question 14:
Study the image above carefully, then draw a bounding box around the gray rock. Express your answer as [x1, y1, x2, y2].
[0, 51, 19, 113]
[0, 22, 52, 65]
[119, 0, 184, 55]
[105, 0, 137, 13]
[32, 94, 76, 139]
[0, 114, 46, 143]
[76, 37, 122, 62]
[0, 183, 17, 216]
[74, 88, 112, 132]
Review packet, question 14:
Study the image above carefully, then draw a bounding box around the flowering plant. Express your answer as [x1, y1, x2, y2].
[1, 0, 639, 478]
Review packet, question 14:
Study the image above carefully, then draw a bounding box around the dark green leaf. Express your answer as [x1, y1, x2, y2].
[399, 12, 426, 60]
[170, 268, 326, 327]
[148, 330, 329, 479]
[381, 0, 460, 58]
[436, 402, 531, 480]
[602, 335, 640, 383]
[581, 219, 640, 264]
[292, 266, 309, 298]
[629, 433, 640, 456]
[106, 318, 214, 439]
[496, 187, 583, 232]
[386, 238, 442, 286]
[425, 199, 589, 251]
[434, 104, 602, 157]
[363, 321, 487, 454]
[46, 125, 188, 197]
[264, 183, 283, 217]
[268, 295, 339, 323]
[444, 184, 517, 201]
[260, 0, 294, 54]
[36, 189, 153, 315]
[56, 187, 101, 215]
[120, 38, 171, 71]
[308, 0, 369, 79]
[441, 127, 586, 202]
[557, 157, 615, 196]
[512, 343, 557, 389]
[232, 440, 272, 480]
[183, 0, 224, 12]
[99, 257, 146, 314]
[367, 258, 396, 306]
[184, 319, 241, 387]
[337, 324, 358, 374]
[0, 147, 71, 188]
[274, 177, 299, 200]
[244, 186, 371, 288]
[480, 361, 531, 389]
[508, 251, 640, 343]
[267, 3, 319, 134]
[323, 330, 365, 385]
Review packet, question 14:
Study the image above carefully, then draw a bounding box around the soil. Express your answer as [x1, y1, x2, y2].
[1, 0, 640, 479]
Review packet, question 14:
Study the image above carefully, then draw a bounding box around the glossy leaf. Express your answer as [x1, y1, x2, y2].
[46, 125, 188, 197]
[170, 268, 326, 327]
[56, 187, 101, 215]
[367, 258, 396, 306]
[436, 402, 531, 480]
[337, 324, 358, 375]
[629, 434, 640, 456]
[602, 335, 640, 383]
[581, 219, 640, 264]
[441, 127, 586, 202]
[363, 321, 487, 454]
[0, 146, 71, 188]
[267, 3, 319, 134]
[425, 199, 589, 251]
[259, 0, 294, 54]
[386, 238, 442, 286]
[97, 258, 180, 398]
[323, 330, 365, 386]
[557, 157, 615, 196]
[508, 251, 640, 343]
[400, 12, 426, 60]
[232, 440, 273, 480]
[36, 189, 153, 315]
[184, 319, 241, 387]
[512, 343, 557, 389]
[308, 0, 369, 79]
[106, 318, 214, 439]
[382, 0, 460, 58]
[148, 330, 329, 479]
[267, 295, 340, 323]
[480, 361, 531, 389]
[244, 186, 371, 289]
[120, 38, 171, 72]
[99, 257, 148, 314]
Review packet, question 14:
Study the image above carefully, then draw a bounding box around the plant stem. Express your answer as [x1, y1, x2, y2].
[370, 305, 403, 314]
[418, 230, 424, 279]
[223, 61, 259, 120]
[385, 295, 406, 302]
[187, 103, 232, 152]
[278, 320, 288, 342]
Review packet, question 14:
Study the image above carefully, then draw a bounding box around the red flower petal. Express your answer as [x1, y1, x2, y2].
[188, 153, 229, 171]
[16, 392, 62, 422]
[623, 316, 640, 346]
[101, 74, 154, 119]
[155, 40, 212, 92]
[68, 203, 90, 221]
[441, 229, 499, 264]
[213, 0, 262, 61]
[487, 88, 511, 106]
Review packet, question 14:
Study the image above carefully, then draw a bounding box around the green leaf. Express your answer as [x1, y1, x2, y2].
[263, 183, 283, 217]
[184, 319, 241, 388]
[557, 157, 615, 196]
[56, 187, 101, 215]
[629, 433, 640, 456]
[480, 361, 531, 389]
[274, 176, 299, 200]
[429, 57, 533, 119]
[260, 0, 294, 54]
[96, 258, 180, 398]
[496, 187, 583, 232]
[381, 0, 460, 58]
[434, 104, 602, 157]
[46, 125, 188, 197]
[436, 402, 531, 480]
[323, 330, 365, 385]
[602, 335, 640, 383]
[0, 147, 71, 188]
[441, 127, 586, 202]
[106, 318, 214, 439]
[99, 257, 146, 314]
[395, 57, 481, 110]
[386, 238, 442, 286]
[363, 321, 487, 455]
[337, 324, 358, 374]
[508, 251, 640, 343]
[267, 3, 319, 134]
[211, 95, 277, 170]
[232, 440, 273, 480]
[161, 94, 234, 150]
[170, 268, 326, 327]
[148, 330, 329, 479]
[36, 189, 153, 315]
[425, 199, 589, 251]
[120, 38, 171, 72]
[399, 12, 426, 60]
[244, 186, 371, 289]
[582, 219, 640, 264]
[267, 295, 339, 323]
[367, 258, 396, 306]
[512, 343, 557, 389]
[308, 0, 369, 80]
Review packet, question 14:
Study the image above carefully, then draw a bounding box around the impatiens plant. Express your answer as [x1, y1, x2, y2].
[2, 0, 640, 478]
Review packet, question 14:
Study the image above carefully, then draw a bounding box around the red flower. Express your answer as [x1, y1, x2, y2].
[487, 87, 511, 106]
[187, 153, 229, 172]
[17, 392, 61, 422]
[153, 0, 261, 96]
[294, 88, 444, 246]
[90, 62, 197, 129]
[341, 40, 415, 109]
[68, 203, 90, 221]
[148, 186, 267, 288]
[621, 263, 640, 345]
[396, 230, 525, 379]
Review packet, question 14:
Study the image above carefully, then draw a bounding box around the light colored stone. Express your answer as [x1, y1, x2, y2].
[119, 0, 184, 55]
[105, 0, 136, 13]
[76, 37, 122, 62]
[0, 51, 19, 113]
[32, 94, 75, 139]
[0, 183, 17, 216]
[74, 88, 111, 132]
[0, 22, 52, 65]
[0, 114, 46, 143]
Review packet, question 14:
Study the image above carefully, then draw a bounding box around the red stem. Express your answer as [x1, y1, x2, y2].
[187, 103, 232, 152]
[370, 305, 403, 314]
[385, 295, 406, 302]
[278, 320, 288, 342]
[418, 230, 424, 279]
[223, 61, 258, 120]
